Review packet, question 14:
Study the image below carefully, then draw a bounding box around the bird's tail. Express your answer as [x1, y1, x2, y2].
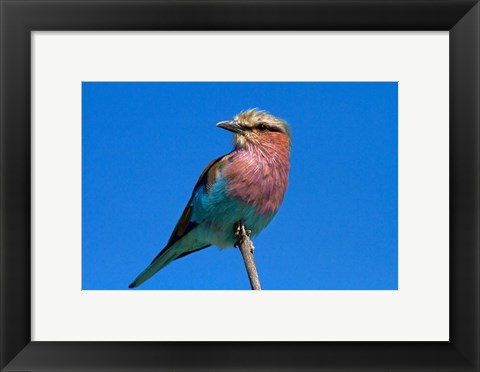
[128, 247, 179, 288]
[128, 243, 210, 288]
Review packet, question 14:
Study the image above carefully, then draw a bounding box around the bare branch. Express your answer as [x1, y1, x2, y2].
[234, 221, 261, 290]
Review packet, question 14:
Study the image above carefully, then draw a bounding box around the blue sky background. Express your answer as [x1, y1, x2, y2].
[82, 82, 398, 290]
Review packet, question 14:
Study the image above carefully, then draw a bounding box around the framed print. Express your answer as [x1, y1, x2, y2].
[29, 31, 447, 343]
[1, 1, 479, 371]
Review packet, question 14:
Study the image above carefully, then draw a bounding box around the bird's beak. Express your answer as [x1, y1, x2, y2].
[216, 120, 244, 134]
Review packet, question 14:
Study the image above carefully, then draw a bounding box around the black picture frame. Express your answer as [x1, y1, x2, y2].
[1, 1, 479, 371]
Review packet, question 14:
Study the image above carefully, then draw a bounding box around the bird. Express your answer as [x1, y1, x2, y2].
[128, 109, 291, 288]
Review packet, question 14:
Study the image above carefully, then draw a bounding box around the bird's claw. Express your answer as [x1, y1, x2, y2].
[233, 222, 253, 250]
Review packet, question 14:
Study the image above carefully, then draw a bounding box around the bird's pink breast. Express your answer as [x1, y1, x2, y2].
[223, 141, 290, 216]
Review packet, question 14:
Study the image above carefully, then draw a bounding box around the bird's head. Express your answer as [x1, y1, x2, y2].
[216, 109, 291, 150]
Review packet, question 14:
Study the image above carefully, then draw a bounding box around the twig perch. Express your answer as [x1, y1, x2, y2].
[234, 221, 261, 290]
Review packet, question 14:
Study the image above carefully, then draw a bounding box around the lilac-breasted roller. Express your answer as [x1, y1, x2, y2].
[128, 109, 291, 288]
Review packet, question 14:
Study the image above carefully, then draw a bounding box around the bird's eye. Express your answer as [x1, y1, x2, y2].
[257, 124, 268, 131]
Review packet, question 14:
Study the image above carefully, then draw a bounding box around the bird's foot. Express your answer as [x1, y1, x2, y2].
[235, 222, 241, 235]
[234, 221, 251, 248]
[233, 221, 256, 254]
[234, 222, 241, 248]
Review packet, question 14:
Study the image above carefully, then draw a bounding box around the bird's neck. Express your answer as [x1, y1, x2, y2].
[227, 137, 290, 216]
[235, 133, 291, 164]
[245, 143, 289, 166]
